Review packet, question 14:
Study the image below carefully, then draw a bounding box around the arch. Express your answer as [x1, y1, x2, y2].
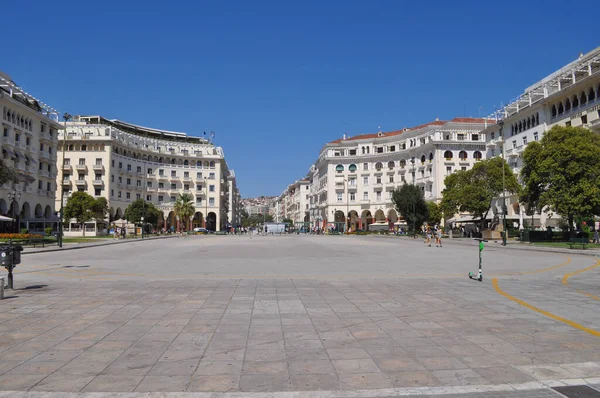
[572, 95, 579, 108]
[361, 210, 373, 230]
[192, 212, 204, 229]
[387, 161, 395, 169]
[34, 204, 43, 218]
[44, 205, 52, 219]
[157, 212, 164, 230]
[536, 113, 539, 125]
[206, 212, 217, 231]
[209, 161, 215, 168]
[109, 207, 114, 222]
[459, 150, 468, 160]
[204, 161, 209, 167]
[429, 152, 433, 161]
[20, 202, 31, 220]
[196, 160, 202, 167]
[0, 199, 7, 215]
[581, 91, 587, 105]
[375, 162, 383, 170]
[183, 160, 189, 166]
[115, 208, 123, 219]
[589, 87, 596, 102]
[526, 117, 531, 130]
[374, 209, 385, 222]
[420, 155, 426, 163]
[335, 164, 344, 173]
[557, 102, 564, 114]
[400, 159, 406, 167]
[166, 211, 176, 231]
[387, 209, 398, 224]
[518, 121, 522, 132]
[473, 150, 482, 160]
[159, 157, 164, 163]
[551, 105, 557, 117]
[444, 150, 453, 159]
[565, 98, 571, 112]
[348, 164, 357, 172]
[347, 210, 359, 232]
[333, 210, 345, 224]
[171, 159, 176, 165]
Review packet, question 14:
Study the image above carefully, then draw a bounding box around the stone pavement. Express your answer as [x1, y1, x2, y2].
[20, 234, 177, 255]
[0, 235, 599, 396]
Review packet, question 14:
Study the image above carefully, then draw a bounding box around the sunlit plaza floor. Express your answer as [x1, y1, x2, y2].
[1, 235, 599, 396]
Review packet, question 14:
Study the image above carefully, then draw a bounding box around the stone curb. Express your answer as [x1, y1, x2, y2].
[21, 235, 179, 256]
[365, 233, 600, 257]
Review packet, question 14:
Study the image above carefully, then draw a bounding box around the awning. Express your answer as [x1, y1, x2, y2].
[0, 215, 14, 222]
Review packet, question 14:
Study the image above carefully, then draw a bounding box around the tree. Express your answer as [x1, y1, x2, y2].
[0, 159, 17, 186]
[125, 199, 162, 226]
[427, 201, 442, 225]
[520, 125, 600, 235]
[441, 157, 520, 229]
[63, 192, 107, 236]
[391, 184, 429, 233]
[174, 193, 195, 231]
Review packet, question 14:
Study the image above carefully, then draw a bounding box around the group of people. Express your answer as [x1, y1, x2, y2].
[425, 225, 443, 247]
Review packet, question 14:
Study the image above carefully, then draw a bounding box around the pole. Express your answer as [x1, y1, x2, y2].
[345, 178, 349, 234]
[204, 177, 208, 230]
[58, 113, 71, 248]
[142, 160, 146, 239]
[500, 121, 507, 246]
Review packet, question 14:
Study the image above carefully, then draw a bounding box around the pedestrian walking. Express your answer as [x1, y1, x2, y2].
[436, 228, 443, 247]
[426, 227, 432, 247]
[594, 229, 599, 244]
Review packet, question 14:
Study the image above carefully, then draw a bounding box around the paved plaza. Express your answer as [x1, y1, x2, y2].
[1, 235, 600, 397]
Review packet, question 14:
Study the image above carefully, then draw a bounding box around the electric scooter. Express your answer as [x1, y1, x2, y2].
[468, 238, 487, 282]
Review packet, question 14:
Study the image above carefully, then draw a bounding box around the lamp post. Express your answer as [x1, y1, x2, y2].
[58, 112, 72, 248]
[344, 178, 349, 233]
[204, 177, 208, 230]
[499, 120, 507, 246]
[411, 158, 416, 235]
[7, 191, 21, 233]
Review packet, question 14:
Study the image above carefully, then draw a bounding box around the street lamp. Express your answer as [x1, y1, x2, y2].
[204, 177, 208, 230]
[499, 120, 507, 246]
[7, 191, 21, 233]
[410, 158, 416, 235]
[345, 178, 349, 234]
[58, 112, 72, 247]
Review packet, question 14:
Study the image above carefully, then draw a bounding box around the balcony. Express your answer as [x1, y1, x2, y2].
[46, 191, 54, 198]
[62, 179, 72, 186]
[39, 131, 52, 142]
[62, 164, 72, 171]
[75, 164, 87, 172]
[158, 174, 168, 180]
[182, 176, 192, 181]
[92, 164, 104, 171]
[14, 141, 26, 149]
[39, 152, 51, 161]
[37, 189, 46, 196]
[0, 137, 13, 146]
[169, 175, 179, 181]
[92, 179, 104, 186]
[39, 170, 49, 178]
[75, 179, 87, 186]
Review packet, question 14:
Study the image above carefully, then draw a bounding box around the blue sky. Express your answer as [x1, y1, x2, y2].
[3, 0, 599, 197]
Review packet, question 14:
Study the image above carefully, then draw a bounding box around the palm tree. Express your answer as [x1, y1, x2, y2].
[174, 193, 195, 232]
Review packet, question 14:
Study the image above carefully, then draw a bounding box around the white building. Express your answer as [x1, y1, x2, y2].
[284, 179, 310, 225]
[1, 71, 63, 233]
[308, 118, 492, 231]
[482, 47, 600, 229]
[56, 116, 239, 234]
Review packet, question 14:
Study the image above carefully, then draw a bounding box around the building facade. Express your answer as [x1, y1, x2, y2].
[1, 71, 63, 233]
[304, 118, 492, 231]
[482, 47, 600, 229]
[56, 116, 238, 234]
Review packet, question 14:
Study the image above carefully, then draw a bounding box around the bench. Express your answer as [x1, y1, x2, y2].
[568, 237, 589, 249]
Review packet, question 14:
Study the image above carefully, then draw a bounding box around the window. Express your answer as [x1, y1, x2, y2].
[2, 127, 7, 137]
[95, 188, 101, 196]
[472, 134, 479, 141]
[119, 162, 123, 169]
[582, 115, 588, 124]
[136, 193, 141, 200]
[457, 134, 465, 140]
[136, 166, 141, 173]
[184, 184, 189, 191]
[350, 192, 355, 201]
[95, 174, 102, 180]
[376, 191, 382, 201]
[118, 191, 122, 198]
[126, 192, 130, 199]
[375, 162, 383, 170]
[446, 166, 452, 175]
[146, 195, 151, 201]
[349, 149, 356, 155]
[170, 183, 176, 190]
[523, 137, 528, 146]
[348, 164, 357, 172]
[64, 158, 71, 165]
[159, 169, 164, 176]
[473, 151, 482, 161]
[147, 181, 153, 188]
[533, 132, 538, 141]
[376, 147, 383, 153]
[196, 197, 202, 204]
[389, 145, 396, 152]
[184, 171, 189, 178]
[170, 196, 176, 203]
[363, 163, 368, 170]
[15, 133, 20, 142]
[376, 176, 382, 184]
[209, 197, 215, 206]
[337, 193, 343, 202]
[196, 172, 202, 179]
[209, 185, 215, 192]
[127, 164, 132, 171]
[209, 172, 215, 179]
[118, 176, 122, 183]
[158, 195, 164, 202]
[159, 182, 164, 189]
[363, 176, 369, 185]
[389, 175, 394, 183]
[512, 140, 517, 149]
[112, 160, 115, 167]
[171, 170, 177, 177]
[136, 180, 142, 187]
[387, 161, 395, 169]
[459, 151, 468, 160]
[111, 189, 114, 197]
[147, 168, 152, 175]
[461, 166, 467, 171]
[349, 178, 356, 186]
[565, 121, 571, 127]
[78, 158, 85, 165]
[196, 184, 202, 190]
[363, 192, 368, 200]
[335, 164, 344, 173]
[126, 178, 131, 185]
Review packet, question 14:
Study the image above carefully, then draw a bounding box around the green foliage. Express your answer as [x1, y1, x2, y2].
[282, 218, 293, 225]
[241, 213, 273, 227]
[441, 157, 520, 227]
[426, 201, 442, 225]
[0, 159, 17, 185]
[45, 227, 53, 236]
[520, 125, 600, 234]
[124, 199, 162, 225]
[63, 192, 108, 236]
[173, 193, 195, 231]
[391, 184, 429, 232]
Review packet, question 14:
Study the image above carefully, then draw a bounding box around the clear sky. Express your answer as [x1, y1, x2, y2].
[3, 0, 599, 197]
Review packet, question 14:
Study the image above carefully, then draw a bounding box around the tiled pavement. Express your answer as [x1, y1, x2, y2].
[1, 235, 599, 396]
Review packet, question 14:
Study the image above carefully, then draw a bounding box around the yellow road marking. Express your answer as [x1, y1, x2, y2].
[561, 259, 600, 301]
[518, 257, 571, 275]
[492, 278, 600, 337]
[562, 259, 600, 285]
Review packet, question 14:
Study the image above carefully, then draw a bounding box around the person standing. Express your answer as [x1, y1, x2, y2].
[594, 229, 599, 244]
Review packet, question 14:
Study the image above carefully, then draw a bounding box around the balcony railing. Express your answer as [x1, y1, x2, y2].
[75, 164, 87, 171]
[75, 180, 87, 185]
[92, 180, 104, 185]
[92, 164, 104, 171]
